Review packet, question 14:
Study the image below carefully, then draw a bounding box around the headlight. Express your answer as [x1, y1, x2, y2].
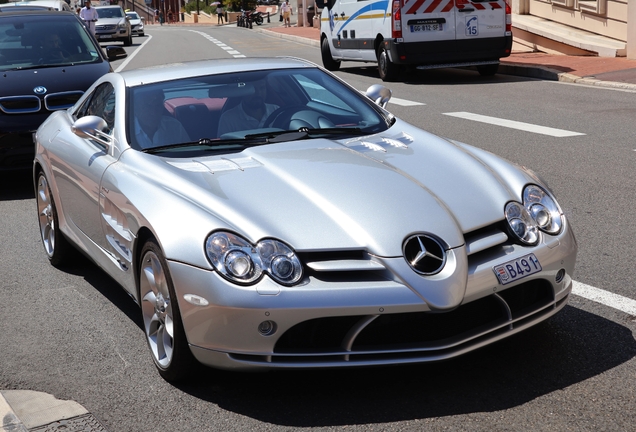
[205, 232, 303, 285]
[523, 185, 563, 234]
[505, 201, 539, 245]
[505, 184, 564, 245]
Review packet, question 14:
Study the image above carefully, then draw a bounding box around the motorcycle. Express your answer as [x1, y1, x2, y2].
[236, 9, 263, 28]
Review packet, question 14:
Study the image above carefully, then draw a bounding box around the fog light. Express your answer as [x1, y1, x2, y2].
[555, 268, 566, 283]
[258, 320, 277, 336]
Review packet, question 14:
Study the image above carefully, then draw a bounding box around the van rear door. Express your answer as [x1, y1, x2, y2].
[454, 0, 506, 42]
[400, 0, 456, 44]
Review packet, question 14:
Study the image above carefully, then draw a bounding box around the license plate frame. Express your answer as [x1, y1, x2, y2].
[493, 253, 542, 285]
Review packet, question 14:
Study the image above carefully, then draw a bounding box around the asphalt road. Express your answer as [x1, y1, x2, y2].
[1, 25, 635, 431]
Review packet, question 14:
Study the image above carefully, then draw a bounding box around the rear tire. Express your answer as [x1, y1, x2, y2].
[477, 63, 499, 76]
[139, 238, 196, 382]
[321, 38, 340, 71]
[377, 44, 400, 82]
[36, 172, 74, 267]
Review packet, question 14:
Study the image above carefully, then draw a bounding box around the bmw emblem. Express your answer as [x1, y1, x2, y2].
[33, 86, 47, 95]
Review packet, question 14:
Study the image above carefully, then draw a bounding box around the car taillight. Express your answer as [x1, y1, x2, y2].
[504, 0, 512, 34]
[392, 0, 402, 39]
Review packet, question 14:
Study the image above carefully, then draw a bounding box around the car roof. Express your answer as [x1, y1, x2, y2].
[119, 57, 318, 87]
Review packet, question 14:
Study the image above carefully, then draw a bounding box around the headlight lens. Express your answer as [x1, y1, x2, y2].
[505, 201, 539, 245]
[523, 185, 563, 234]
[205, 232, 302, 285]
[505, 184, 564, 245]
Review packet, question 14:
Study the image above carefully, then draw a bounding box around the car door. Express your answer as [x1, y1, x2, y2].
[454, 0, 506, 42]
[52, 82, 117, 247]
[328, 0, 364, 60]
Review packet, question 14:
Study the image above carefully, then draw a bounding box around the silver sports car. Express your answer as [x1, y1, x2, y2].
[34, 58, 577, 382]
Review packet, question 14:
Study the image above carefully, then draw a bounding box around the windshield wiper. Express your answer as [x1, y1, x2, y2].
[245, 127, 367, 142]
[141, 137, 265, 154]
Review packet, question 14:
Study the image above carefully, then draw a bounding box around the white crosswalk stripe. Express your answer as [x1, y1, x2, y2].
[443, 112, 585, 137]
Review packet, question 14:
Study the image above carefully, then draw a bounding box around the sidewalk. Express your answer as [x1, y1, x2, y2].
[1, 390, 106, 432]
[256, 21, 636, 90]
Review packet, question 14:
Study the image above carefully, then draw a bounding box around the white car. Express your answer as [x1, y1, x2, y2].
[126, 11, 144, 37]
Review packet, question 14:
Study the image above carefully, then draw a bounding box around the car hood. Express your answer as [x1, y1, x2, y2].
[96, 17, 126, 25]
[150, 122, 528, 257]
[0, 62, 108, 97]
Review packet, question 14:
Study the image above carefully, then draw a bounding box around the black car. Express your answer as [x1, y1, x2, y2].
[0, 10, 126, 170]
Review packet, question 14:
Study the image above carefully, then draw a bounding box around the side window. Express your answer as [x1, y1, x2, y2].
[75, 83, 116, 134]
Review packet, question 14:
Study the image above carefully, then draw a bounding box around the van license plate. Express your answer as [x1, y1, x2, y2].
[410, 24, 443, 32]
[493, 253, 542, 285]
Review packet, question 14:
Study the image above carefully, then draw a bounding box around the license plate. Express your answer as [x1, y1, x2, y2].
[493, 253, 542, 285]
[99, 35, 112, 39]
[410, 24, 443, 32]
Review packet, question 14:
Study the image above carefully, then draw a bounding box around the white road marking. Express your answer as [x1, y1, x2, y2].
[572, 281, 636, 316]
[390, 97, 425, 107]
[190, 30, 245, 58]
[443, 112, 585, 137]
[114, 34, 153, 73]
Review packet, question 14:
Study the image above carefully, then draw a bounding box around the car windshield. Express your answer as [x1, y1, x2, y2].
[127, 67, 390, 152]
[126, 12, 139, 19]
[0, 14, 101, 71]
[97, 7, 124, 18]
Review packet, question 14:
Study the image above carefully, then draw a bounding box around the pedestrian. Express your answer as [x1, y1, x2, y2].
[216, 4, 224, 25]
[280, 0, 292, 28]
[167, 8, 173, 24]
[154, 8, 159, 24]
[79, 0, 99, 36]
[159, 9, 164, 25]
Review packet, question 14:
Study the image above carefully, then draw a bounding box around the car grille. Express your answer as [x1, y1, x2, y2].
[231, 280, 562, 365]
[96, 24, 117, 30]
[0, 92, 83, 114]
[44, 91, 83, 111]
[0, 96, 41, 114]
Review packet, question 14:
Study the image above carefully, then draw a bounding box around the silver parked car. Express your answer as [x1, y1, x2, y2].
[93, 5, 132, 46]
[34, 58, 577, 382]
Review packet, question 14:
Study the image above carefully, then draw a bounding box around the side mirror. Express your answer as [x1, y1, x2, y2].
[365, 84, 392, 109]
[106, 45, 128, 61]
[72, 115, 112, 149]
[140, 16, 145, 20]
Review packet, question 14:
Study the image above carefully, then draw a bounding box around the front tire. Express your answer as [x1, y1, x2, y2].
[123, 34, 132, 46]
[377, 43, 400, 82]
[139, 239, 195, 382]
[321, 37, 340, 71]
[36, 172, 73, 267]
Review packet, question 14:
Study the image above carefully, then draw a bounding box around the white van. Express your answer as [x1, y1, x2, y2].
[317, 0, 512, 81]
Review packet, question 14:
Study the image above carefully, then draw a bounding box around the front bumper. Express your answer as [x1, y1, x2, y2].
[170, 222, 576, 371]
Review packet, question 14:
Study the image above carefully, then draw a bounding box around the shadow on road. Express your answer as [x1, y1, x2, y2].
[173, 306, 636, 427]
[0, 169, 34, 201]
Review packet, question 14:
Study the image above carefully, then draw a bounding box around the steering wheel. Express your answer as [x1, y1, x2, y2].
[263, 105, 305, 129]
